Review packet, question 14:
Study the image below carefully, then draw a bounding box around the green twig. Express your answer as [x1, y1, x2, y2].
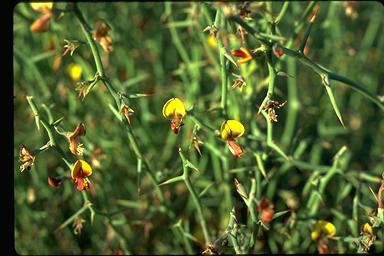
[73, 3, 175, 219]
[179, 148, 211, 245]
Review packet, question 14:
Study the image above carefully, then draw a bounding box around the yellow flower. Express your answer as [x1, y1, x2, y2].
[71, 160, 93, 191]
[162, 98, 186, 118]
[162, 98, 186, 134]
[231, 47, 253, 64]
[207, 34, 217, 49]
[220, 120, 245, 157]
[220, 120, 245, 140]
[311, 220, 336, 240]
[68, 64, 82, 81]
[360, 223, 376, 251]
[30, 2, 53, 13]
[361, 223, 373, 236]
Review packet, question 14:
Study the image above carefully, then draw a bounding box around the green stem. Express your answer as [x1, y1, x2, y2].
[179, 149, 210, 245]
[228, 207, 242, 254]
[215, 9, 228, 117]
[73, 4, 104, 78]
[275, 2, 290, 24]
[309, 146, 347, 216]
[55, 202, 89, 232]
[281, 57, 298, 148]
[261, 108, 289, 160]
[174, 221, 194, 254]
[73, 3, 175, 219]
[247, 178, 259, 253]
[73, 3, 119, 104]
[258, 52, 276, 114]
[294, 1, 317, 34]
[328, 73, 384, 111]
[27, 96, 73, 169]
[276, 44, 384, 111]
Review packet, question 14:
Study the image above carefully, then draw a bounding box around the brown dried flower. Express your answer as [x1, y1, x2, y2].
[92, 20, 113, 52]
[19, 145, 38, 172]
[264, 100, 287, 122]
[66, 123, 86, 156]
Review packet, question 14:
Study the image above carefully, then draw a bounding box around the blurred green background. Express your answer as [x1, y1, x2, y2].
[14, 2, 383, 254]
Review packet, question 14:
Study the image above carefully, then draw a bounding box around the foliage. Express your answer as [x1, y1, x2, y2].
[14, 2, 384, 254]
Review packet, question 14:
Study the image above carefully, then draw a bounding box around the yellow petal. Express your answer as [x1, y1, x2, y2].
[79, 160, 92, 176]
[312, 220, 336, 239]
[162, 98, 186, 118]
[361, 223, 373, 236]
[207, 34, 217, 49]
[30, 2, 53, 13]
[220, 120, 245, 140]
[311, 230, 319, 240]
[323, 221, 336, 237]
[71, 160, 92, 179]
[67, 64, 82, 81]
[71, 160, 82, 179]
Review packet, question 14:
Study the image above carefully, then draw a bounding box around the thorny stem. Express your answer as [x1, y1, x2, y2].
[227, 14, 384, 112]
[275, 44, 384, 111]
[73, 3, 175, 219]
[26, 96, 73, 169]
[26, 96, 95, 232]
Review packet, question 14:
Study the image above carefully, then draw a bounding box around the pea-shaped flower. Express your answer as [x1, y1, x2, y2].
[67, 63, 83, 81]
[220, 120, 245, 157]
[231, 47, 253, 64]
[30, 2, 53, 33]
[162, 98, 186, 134]
[311, 220, 336, 241]
[71, 160, 93, 191]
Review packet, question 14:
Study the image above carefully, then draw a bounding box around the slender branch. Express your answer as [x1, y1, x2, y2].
[227, 9, 384, 111]
[72, 3, 175, 219]
[179, 148, 211, 245]
[215, 9, 228, 117]
[275, 2, 290, 24]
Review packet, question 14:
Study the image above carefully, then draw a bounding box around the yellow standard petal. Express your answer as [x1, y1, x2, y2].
[311, 230, 320, 240]
[79, 160, 93, 177]
[30, 2, 53, 13]
[67, 64, 82, 81]
[71, 160, 92, 179]
[312, 220, 336, 240]
[322, 221, 336, 237]
[361, 223, 373, 236]
[207, 34, 217, 49]
[220, 120, 245, 140]
[71, 160, 82, 179]
[162, 98, 186, 118]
